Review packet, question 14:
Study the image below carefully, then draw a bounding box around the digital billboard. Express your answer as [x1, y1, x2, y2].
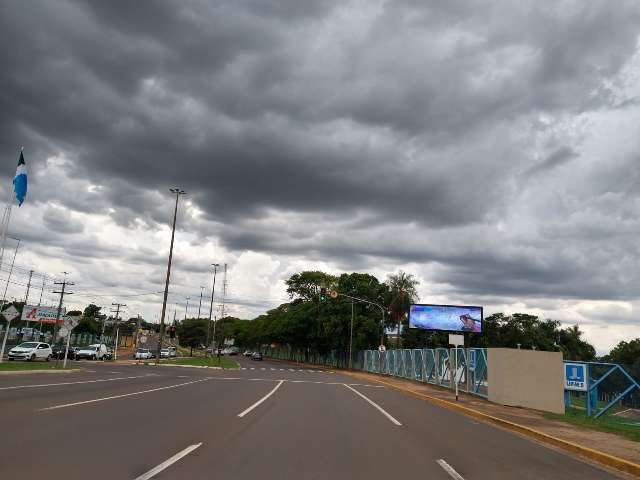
[409, 304, 482, 333]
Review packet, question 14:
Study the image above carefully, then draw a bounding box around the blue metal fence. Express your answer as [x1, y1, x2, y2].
[363, 348, 488, 398]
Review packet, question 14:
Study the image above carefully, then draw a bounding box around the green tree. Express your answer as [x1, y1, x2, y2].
[604, 339, 640, 366]
[177, 318, 208, 356]
[387, 271, 419, 347]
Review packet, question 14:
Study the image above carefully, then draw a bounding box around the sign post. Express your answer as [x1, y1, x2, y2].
[0, 305, 20, 363]
[62, 316, 80, 368]
[449, 333, 464, 401]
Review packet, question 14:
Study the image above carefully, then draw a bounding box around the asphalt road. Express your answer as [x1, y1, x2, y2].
[0, 357, 626, 479]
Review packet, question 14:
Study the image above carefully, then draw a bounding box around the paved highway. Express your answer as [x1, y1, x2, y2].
[0, 357, 625, 479]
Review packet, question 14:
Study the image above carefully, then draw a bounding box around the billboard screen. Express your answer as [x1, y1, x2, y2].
[409, 304, 482, 333]
[21, 305, 65, 324]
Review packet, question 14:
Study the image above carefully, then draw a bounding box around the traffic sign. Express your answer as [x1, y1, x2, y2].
[330, 290, 338, 299]
[378, 344, 386, 353]
[139, 335, 147, 344]
[564, 363, 587, 391]
[63, 315, 81, 329]
[448, 333, 464, 347]
[1, 305, 19, 321]
[58, 327, 69, 338]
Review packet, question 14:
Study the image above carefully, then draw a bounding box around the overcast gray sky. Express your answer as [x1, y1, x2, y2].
[1, 0, 640, 354]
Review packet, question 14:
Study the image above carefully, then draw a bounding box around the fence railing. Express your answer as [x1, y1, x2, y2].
[261, 346, 488, 398]
[363, 348, 488, 398]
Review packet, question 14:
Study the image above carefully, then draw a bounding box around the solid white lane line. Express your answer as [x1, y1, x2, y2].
[134, 443, 202, 480]
[39, 378, 210, 411]
[436, 459, 465, 480]
[237, 380, 284, 418]
[0, 375, 148, 391]
[342, 384, 402, 426]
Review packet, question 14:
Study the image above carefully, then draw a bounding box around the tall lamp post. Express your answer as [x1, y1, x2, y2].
[197, 286, 204, 319]
[156, 188, 186, 364]
[205, 263, 219, 357]
[184, 296, 190, 320]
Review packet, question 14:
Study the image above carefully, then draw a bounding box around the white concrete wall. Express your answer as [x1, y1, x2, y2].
[488, 348, 565, 414]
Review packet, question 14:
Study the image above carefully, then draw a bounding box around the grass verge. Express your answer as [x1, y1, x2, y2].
[544, 408, 640, 442]
[0, 361, 79, 371]
[161, 356, 240, 369]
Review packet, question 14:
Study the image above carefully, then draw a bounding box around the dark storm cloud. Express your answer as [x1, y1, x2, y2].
[1, 0, 640, 305]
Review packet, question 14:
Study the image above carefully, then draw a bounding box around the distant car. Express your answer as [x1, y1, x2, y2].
[76, 344, 108, 360]
[243, 350, 253, 357]
[52, 345, 79, 360]
[104, 348, 113, 360]
[135, 348, 153, 360]
[251, 352, 263, 361]
[160, 348, 170, 358]
[167, 346, 177, 357]
[8, 342, 52, 361]
[228, 347, 239, 356]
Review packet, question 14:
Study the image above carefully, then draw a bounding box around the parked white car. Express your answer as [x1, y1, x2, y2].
[159, 346, 177, 358]
[8, 342, 52, 361]
[75, 344, 108, 360]
[135, 348, 153, 360]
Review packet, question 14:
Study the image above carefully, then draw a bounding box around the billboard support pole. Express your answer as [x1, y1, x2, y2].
[454, 347, 458, 401]
[0, 318, 12, 363]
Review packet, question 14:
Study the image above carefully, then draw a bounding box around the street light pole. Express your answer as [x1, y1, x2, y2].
[156, 188, 186, 365]
[337, 292, 386, 348]
[184, 296, 190, 320]
[205, 263, 219, 357]
[349, 299, 354, 369]
[197, 286, 204, 319]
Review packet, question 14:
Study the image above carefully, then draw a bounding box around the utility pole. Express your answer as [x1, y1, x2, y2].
[197, 286, 204, 319]
[53, 273, 73, 365]
[24, 269, 33, 305]
[38, 274, 46, 305]
[111, 302, 126, 360]
[156, 188, 186, 364]
[220, 263, 228, 320]
[134, 314, 142, 347]
[205, 263, 219, 357]
[349, 299, 354, 369]
[184, 296, 190, 320]
[52, 273, 72, 342]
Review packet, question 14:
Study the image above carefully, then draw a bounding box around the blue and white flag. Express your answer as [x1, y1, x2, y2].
[13, 150, 27, 206]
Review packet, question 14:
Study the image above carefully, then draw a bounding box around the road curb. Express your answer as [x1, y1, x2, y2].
[343, 372, 640, 477]
[139, 362, 240, 370]
[0, 368, 83, 375]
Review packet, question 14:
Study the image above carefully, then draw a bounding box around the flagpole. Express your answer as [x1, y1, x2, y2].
[0, 147, 21, 273]
[0, 188, 14, 274]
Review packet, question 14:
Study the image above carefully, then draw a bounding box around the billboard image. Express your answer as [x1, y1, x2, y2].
[409, 304, 482, 333]
[21, 305, 65, 324]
